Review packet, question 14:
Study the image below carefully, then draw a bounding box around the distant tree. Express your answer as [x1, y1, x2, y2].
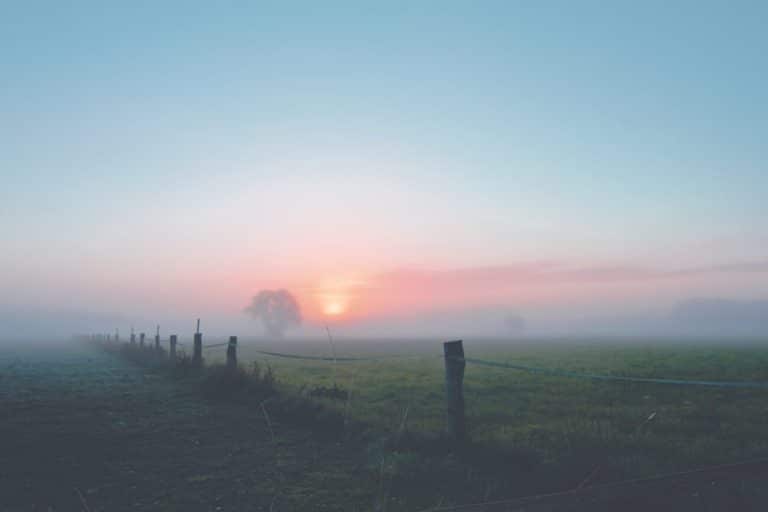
[244, 289, 302, 338]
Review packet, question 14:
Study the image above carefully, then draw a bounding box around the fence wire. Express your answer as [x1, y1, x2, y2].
[105, 335, 768, 390]
[248, 348, 434, 362]
[202, 342, 230, 350]
[456, 356, 768, 389]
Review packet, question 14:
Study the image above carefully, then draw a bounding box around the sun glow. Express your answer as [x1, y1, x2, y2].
[314, 274, 367, 319]
[323, 301, 346, 316]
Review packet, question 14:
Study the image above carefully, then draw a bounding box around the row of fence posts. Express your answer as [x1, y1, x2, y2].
[88, 319, 239, 371]
[89, 331, 468, 442]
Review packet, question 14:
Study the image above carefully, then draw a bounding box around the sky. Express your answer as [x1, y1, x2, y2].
[2, 1, 767, 340]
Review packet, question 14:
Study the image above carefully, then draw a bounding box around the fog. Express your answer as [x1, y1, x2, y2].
[3, 297, 767, 345]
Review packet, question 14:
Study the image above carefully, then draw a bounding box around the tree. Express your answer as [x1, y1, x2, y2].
[244, 289, 302, 338]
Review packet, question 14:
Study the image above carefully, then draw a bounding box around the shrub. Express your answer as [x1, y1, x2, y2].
[309, 384, 349, 400]
[199, 362, 277, 400]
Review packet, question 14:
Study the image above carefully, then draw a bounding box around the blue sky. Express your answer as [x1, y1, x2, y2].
[2, 1, 767, 337]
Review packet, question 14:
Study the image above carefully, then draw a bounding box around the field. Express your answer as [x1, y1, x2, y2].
[211, 339, 768, 495]
[4, 339, 768, 510]
[0, 344, 381, 511]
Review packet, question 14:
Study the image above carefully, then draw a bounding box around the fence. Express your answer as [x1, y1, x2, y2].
[83, 328, 768, 510]
[87, 321, 238, 370]
[85, 330, 768, 444]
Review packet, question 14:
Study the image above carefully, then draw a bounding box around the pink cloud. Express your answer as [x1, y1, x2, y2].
[329, 259, 768, 320]
[374, 260, 768, 289]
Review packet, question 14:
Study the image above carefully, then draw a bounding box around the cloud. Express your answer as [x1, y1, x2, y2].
[683, 261, 768, 275]
[372, 259, 768, 290]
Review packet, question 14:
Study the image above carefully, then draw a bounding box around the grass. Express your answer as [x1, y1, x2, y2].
[93, 337, 768, 509]
[204, 339, 768, 486]
[1, 343, 385, 511]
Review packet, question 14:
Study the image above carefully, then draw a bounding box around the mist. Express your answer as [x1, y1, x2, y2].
[5, 296, 766, 345]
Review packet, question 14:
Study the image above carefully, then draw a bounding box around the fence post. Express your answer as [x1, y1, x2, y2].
[227, 336, 238, 369]
[193, 333, 203, 366]
[443, 340, 467, 442]
[139, 332, 145, 348]
[169, 334, 177, 360]
[192, 319, 203, 366]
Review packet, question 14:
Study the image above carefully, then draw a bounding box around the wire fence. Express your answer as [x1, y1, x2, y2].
[201, 343, 768, 390]
[202, 342, 230, 350]
[456, 356, 768, 389]
[97, 332, 768, 390]
[88, 332, 768, 508]
[249, 348, 436, 362]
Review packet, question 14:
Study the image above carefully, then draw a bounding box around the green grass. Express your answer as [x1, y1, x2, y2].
[207, 339, 768, 486]
[10, 339, 768, 510]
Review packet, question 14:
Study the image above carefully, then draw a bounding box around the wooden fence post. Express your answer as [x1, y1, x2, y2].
[193, 333, 203, 366]
[227, 336, 238, 369]
[443, 340, 467, 442]
[169, 335, 177, 360]
[192, 319, 203, 366]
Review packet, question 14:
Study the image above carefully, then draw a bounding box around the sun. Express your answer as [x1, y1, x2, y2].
[323, 301, 346, 316]
[316, 277, 359, 318]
